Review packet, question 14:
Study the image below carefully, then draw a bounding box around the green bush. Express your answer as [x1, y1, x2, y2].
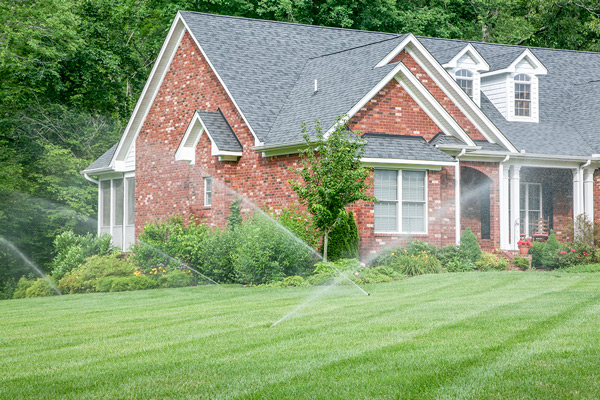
[541, 230, 560, 269]
[556, 242, 597, 269]
[51, 231, 113, 280]
[307, 261, 339, 285]
[436, 244, 476, 272]
[530, 241, 546, 269]
[561, 263, 600, 273]
[459, 228, 481, 263]
[276, 204, 320, 248]
[96, 275, 159, 292]
[186, 228, 236, 283]
[512, 256, 530, 271]
[405, 241, 439, 257]
[58, 254, 135, 294]
[226, 199, 243, 230]
[0, 277, 17, 300]
[157, 270, 195, 288]
[390, 253, 441, 276]
[269, 275, 309, 288]
[325, 210, 359, 261]
[232, 214, 316, 285]
[353, 265, 404, 284]
[476, 252, 508, 271]
[13, 276, 58, 298]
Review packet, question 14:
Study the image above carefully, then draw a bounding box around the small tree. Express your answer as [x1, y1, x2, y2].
[289, 119, 375, 261]
[459, 227, 481, 263]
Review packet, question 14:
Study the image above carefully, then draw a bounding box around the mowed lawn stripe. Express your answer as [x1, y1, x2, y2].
[1, 273, 599, 399]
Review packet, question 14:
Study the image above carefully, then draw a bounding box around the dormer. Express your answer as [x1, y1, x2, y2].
[480, 49, 547, 123]
[443, 44, 489, 106]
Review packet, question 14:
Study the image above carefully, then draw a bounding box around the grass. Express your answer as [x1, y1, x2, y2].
[2, 271, 600, 399]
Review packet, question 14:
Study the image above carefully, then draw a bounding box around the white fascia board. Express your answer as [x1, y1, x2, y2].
[375, 34, 414, 67]
[442, 44, 489, 72]
[481, 49, 548, 78]
[402, 38, 519, 154]
[324, 62, 407, 138]
[112, 15, 187, 169]
[179, 17, 262, 147]
[361, 157, 456, 170]
[203, 125, 242, 158]
[394, 64, 476, 147]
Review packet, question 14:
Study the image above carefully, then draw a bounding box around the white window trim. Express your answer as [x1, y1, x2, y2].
[508, 73, 538, 122]
[374, 169, 428, 235]
[204, 177, 212, 207]
[520, 182, 543, 237]
[453, 68, 480, 106]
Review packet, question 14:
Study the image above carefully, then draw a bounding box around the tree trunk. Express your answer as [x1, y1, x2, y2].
[323, 231, 329, 262]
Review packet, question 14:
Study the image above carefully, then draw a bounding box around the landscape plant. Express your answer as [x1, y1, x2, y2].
[324, 210, 359, 261]
[476, 252, 509, 271]
[58, 254, 136, 294]
[50, 230, 113, 279]
[275, 204, 320, 248]
[512, 255, 530, 271]
[289, 118, 375, 261]
[459, 227, 482, 263]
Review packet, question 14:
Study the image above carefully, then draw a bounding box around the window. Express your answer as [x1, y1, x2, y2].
[126, 178, 135, 226]
[456, 69, 473, 98]
[101, 180, 111, 227]
[113, 179, 124, 227]
[204, 177, 212, 206]
[514, 74, 531, 117]
[374, 170, 427, 233]
[520, 182, 542, 237]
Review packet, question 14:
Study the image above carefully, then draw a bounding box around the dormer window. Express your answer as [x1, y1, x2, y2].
[456, 69, 474, 98]
[514, 74, 531, 117]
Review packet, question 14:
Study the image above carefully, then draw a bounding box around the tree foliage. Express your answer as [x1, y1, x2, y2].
[289, 119, 374, 261]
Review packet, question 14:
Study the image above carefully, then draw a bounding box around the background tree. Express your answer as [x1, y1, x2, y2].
[289, 119, 375, 262]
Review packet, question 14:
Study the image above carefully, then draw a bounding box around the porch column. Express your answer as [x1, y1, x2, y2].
[499, 164, 510, 249]
[583, 168, 595, 222]
[572, 167, 584, 220]
[509, 165, 521, 250]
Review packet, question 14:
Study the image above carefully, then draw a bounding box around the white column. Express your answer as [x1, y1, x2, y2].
[455, 161, 461, 245]
[583, 168, 595, 222]
[509, 165, 521, 250]
[499, 164, 510, 249]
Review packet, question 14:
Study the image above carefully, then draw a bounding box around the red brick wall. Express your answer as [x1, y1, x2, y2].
[390, 50, 487, 142]
[349, 79, 442, 140]
[459, 162, 500, 250]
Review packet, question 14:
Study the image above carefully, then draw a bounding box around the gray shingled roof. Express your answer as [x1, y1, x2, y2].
[363, 133, 456, 162]
[196, 110, 242, 152]
[181, 11, 397, 144]
[85, 142, 118, 171]
[419, 37, 600, 156]
[429, 132, 466, 147]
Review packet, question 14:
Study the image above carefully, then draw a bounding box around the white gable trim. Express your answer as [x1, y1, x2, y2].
[443, 44, 489, 72]
[175, 111, 242, 164]
[376, 35, 414, 67]
[401, 36, 519, 153]
[394, 64, 476, 146]
[481, 49, 548, 77]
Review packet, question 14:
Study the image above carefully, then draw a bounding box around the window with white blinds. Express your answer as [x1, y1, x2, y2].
[375, 170, 427, 233]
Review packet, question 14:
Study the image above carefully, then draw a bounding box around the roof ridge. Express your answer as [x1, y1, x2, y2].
[308, 36, 403, 60]
[180, 10, 400, 37]
[417, 36, 600, 56]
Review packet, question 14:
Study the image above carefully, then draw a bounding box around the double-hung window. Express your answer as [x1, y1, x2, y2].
[456, 69, 474, 99]
[204, 177, 212, 206]
[374, 170, 427, 233]
[514, 74, 531, 117]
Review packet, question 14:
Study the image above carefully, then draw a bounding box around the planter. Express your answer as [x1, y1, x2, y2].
[519, 246, 530, 255]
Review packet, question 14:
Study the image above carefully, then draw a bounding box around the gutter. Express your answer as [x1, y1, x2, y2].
[454, 148, 466, 245]
[83, 173, 99, 185]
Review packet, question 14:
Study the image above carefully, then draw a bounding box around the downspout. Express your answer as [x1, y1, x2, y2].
[455, 149, 466, 245]
[499, 155, 510, 249]
[83, 173, 99, 185]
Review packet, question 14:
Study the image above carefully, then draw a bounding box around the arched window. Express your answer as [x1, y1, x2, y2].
[514, 74, 531, 117]
[456, 69, 473, 98]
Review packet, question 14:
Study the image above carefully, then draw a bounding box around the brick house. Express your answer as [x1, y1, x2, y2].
[83, 11, 600, 256]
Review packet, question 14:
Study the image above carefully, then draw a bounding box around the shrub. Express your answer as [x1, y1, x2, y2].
[276, 204, 320, 248]
[186, 228, 236, 283]
[541, 230, 560, 269]
[390, 253, 441, 276]
[51, 231, 113, 280]
[512, 256, 530, 271]
[13, 276, 58, 298]
[476, 252, 508, 271]
[96, 275, 159, 292]
[157, 270, 195, 288]
[561, 263, 600, 273]
[459, 228, 481, 263]
[307, 261, 339, 285]
[353, 265, 404, 284]
[557, 241, 597, 269]
[58, 254, 135, 294]
[269, 275, 308, 288]
[405, 241, 439, 257]
[232, 214, 316, 285]
[226, 199, 243, 230]
[530, 241, 546, 269]
[13, 276, 35, 299]
[325, 210, 359, 261]
[0, 277, 17, 300]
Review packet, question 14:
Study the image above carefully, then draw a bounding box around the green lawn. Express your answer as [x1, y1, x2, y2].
[2, 272, 600, 399]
